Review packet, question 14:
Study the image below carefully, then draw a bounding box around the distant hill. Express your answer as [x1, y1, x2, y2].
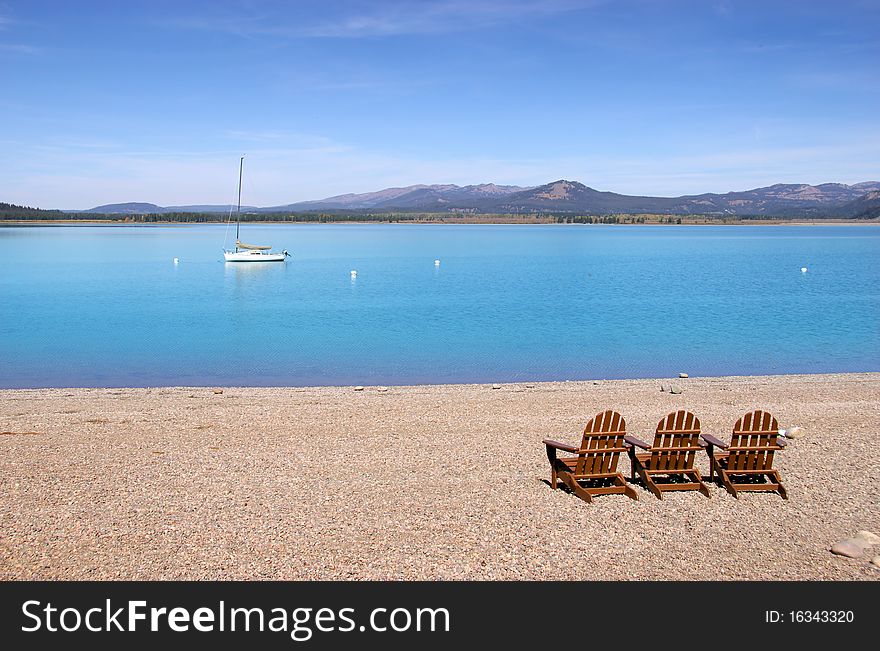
[670, 182, 880, 217]
[166, 204, 259, 213]
[493, 180, 880, 216]
[53, 179, 880, 218]
[81, 202, 165, 214]
[268, 183, 528, 211]
[77, 202, 259, 214]
[840, 190, 880, 219]
[269, 179, 880, 216]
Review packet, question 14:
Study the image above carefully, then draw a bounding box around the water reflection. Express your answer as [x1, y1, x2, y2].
[223, 260, 290, 305]
[223, 260, 288, 278]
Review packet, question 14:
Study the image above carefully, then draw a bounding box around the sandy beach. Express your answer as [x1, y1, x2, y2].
[1, 373, 878, 581]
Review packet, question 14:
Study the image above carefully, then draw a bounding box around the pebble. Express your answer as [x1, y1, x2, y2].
[872, 556, 880, 570]
[491, 384, 501, 390]
[854, 530, 879, 546]
[830, 539, 865, 558]
[212, 389, 223, 395]
[679, 373, 689, 378]
[353, 386, 364, 392]
[669, 386, 682, 395]
[784, 426, 805, 440]
[376, 387, 388, 393]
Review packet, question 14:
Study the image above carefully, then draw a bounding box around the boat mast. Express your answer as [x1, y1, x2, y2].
[236, 156, 244, 243]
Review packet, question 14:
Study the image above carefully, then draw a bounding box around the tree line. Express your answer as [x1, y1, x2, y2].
[2, 202, 867, 223]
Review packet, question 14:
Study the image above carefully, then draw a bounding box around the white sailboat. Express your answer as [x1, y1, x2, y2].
[223, 157, 289, 262]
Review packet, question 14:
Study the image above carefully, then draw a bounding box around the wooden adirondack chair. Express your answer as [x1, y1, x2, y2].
[543, 410, 638, 504]
[701, 410, 788, 499]
[624, 410, 710, 499]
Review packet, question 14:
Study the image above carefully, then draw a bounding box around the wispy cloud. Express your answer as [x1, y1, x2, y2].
[738, 41, 795, 54]
[0, 42, 40, 54]
[299, 0, 594, 37]
[171, 0, 599, 39]
[787, 69, 880, 92]
[0, 8, 42, 55]
[224, 129, 331, 144]
[222, 130, 351, 154]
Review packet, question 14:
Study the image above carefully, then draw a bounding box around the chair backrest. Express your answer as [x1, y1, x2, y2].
[574, 410, 628, 476]
[649, 410, 702, 471]
[727, 409, 781, 472]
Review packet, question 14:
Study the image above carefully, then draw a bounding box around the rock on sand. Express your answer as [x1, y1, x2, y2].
[830, 539, 866, 558]
[854, 530, 880, 546]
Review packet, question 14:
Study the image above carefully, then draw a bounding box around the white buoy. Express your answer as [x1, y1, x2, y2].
[173, 257, 179, 264]
[350, 270, 357, 278]
[434, 259, 441, 266]
[801, 267, 808, 273]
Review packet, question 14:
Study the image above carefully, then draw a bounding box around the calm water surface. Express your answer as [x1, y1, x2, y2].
[1, 224, 878, 387]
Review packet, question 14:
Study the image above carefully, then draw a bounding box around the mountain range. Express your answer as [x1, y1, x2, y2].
[79, 180, 880, 218]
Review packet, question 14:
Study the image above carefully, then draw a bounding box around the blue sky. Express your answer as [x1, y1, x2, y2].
[1, 0, 878, 209]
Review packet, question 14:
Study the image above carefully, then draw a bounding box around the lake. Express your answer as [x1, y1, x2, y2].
[1, 223, 878, 388]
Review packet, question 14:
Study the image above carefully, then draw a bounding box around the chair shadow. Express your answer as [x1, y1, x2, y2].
[536, 476, 645, 497]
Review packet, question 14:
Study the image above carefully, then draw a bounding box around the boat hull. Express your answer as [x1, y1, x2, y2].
[223, 250, 288, 262]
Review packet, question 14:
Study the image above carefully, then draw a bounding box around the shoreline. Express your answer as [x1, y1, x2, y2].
[2, 372, 878, 580]
[2, 219, 878, 226]
[2, 369, 880, 392]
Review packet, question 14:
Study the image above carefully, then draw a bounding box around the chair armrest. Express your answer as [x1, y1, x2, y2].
[542, 439, 577, 453]
[700, 433, 728, 448]
[623, 435, 651, 450]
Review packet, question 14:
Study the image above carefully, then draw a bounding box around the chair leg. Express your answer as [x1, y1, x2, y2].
[719, 470, 738, 498]
[550, 466, 557, 489]
[693, 470, 711, 498]
[639, 469, 662, 500]
[772, 471, 788, 500]
[629, 451, 658, 497]
[709, 456, 720, 484]
[706, 444, 715, 482]
[557, 470, 593, 504]
[614, 474, 638, 501]
[628, 448, 637, 482]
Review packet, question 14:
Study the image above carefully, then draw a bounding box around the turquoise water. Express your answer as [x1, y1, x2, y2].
[1, 224, 878, 388]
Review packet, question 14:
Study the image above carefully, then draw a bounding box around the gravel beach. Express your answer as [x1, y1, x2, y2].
[2, 373, 878, 580]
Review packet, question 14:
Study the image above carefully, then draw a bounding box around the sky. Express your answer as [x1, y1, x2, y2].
[1, 0, 878, 209]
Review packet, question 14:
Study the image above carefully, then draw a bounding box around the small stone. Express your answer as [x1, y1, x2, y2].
[525, 383, 535, 389]
[212, 389, 223, 395]
[491, 384, 501, 390]
[830, 540, 865, 558]
[679, 373, 689, 378]
[660, 385, 665, 392]
[871, 556, 880, 569]
[669, 386, 682, 395]
[353, 386, 364, 392]
[376, 386, 388, 393]
[784, 426, 805, 440]
[592, 381, 600, 385]
[854, 530, 880, 546]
